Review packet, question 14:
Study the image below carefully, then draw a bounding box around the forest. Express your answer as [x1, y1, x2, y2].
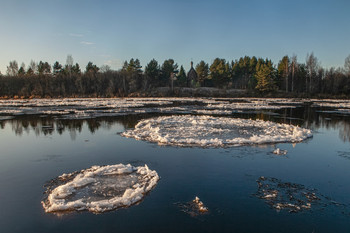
[1, 53, 350, 98]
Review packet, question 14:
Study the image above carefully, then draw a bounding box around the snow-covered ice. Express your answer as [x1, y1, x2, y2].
[42, 164, 159, 214]
[1, 97, 348, 120]
[121, 115, 313, 147]
[0, 98, 306, 119]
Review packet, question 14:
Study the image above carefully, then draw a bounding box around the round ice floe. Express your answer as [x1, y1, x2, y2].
[121, 115, 312, 147]
[42, 164, 159, 213]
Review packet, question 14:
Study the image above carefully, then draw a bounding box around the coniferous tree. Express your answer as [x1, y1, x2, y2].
[134, 59, 142, 74]
[255, 61, 276, 92]
[160, 59, 178, 86]
[53, 61, 63, 75]
[145, 59, 160, 87]
[210, 58, 230, 88]
[72, 63, 81, 74]
[196, 61, 209, 86]
[127, 58, 135, 72]
[126, 58, 143, 92]
[122, 61, 128, 71]
[18, 63, 26, 76]
[177, 65, 187, 87]
[37, 61, 51, 75]
[85, 62, 99, 73]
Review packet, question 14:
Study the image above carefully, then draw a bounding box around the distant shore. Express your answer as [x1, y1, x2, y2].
[1, 87, 349, 100]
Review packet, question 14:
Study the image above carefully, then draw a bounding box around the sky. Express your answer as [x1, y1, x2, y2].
[0, 0, 349, 74]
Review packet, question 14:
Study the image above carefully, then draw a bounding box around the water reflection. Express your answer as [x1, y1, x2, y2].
[2, 115, 143, 139]
[2, 106, 350, 143]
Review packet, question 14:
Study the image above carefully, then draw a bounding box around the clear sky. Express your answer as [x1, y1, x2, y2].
[0, 0, 349, 74]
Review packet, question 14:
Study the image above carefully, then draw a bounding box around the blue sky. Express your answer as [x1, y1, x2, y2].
[0, 0, 349, 73]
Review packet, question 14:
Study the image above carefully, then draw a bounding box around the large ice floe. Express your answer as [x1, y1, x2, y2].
[121, 115, 312, 147]
[42, 164, 159, 214]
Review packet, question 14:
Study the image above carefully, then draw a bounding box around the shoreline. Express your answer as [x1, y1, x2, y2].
[1, 87, 349, 100]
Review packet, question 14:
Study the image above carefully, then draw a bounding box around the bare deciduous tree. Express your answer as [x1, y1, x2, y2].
[6, 60, 19, 76]
[345, 55, 350, 75]
[100, 65, 111, 73]
[28, 60, 37, 74]
[291, 55, 297, 92]
[66, 54, 74, 76]
[306, 52, 319, 93]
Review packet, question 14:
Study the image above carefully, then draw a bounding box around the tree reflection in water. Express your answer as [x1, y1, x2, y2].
[2, 105, 350, 143]
[3, 115, 144, 139]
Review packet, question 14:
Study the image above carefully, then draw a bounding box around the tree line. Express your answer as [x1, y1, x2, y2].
[1, 53, 350, 98]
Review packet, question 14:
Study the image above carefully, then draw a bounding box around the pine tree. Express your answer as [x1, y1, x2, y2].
[177, 65, 187, 87]
[38, 61, 51, 75]
[72, 63, 81, 74]
[209, 58, 230, 88]
[53, 61, 63, 75]
[195, 61, 209, 86]
[18, 63, 26, 76]
[86, 62, 99, 73]
[145, 59, 160, 87]
[255, 62, 276, 92]
[160, 59, 178, 86]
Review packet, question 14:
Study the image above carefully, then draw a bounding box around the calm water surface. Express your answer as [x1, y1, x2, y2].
[1, 103, 350, 233]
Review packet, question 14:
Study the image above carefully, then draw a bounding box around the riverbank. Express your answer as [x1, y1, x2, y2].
[1, 87, 349, 99]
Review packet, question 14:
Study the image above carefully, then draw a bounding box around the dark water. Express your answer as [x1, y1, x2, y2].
[1, 103, 350, 233]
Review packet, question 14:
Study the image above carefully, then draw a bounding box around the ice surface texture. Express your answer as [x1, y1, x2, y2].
[255, 176, 348, 214]
[42, 164, 159, 213]
[0, 98, 301, 119]
[121, 115, 313, 147]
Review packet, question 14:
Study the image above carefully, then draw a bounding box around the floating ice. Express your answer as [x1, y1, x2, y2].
[193, 196, 209, 213]
[42, 164, 159, 214]
[4, 97, 348, 119]
[177, 196, 209, 217]
[121, 115, 313, 147]
[255, 176, 346, 213]
[0, 97, 306, 119]
[273, 148, 288, 155]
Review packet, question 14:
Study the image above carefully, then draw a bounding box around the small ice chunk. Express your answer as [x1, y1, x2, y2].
[177, 196, 209, 217]
[263, 190, 278, 199]
[273, 148, 288, 155]
[193, 196, 209, 213]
